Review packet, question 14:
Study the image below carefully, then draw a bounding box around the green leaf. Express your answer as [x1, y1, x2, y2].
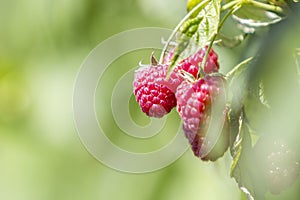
[227, 59, 253, 154]
[187, 0, 203, 18]
[240, 191, 250, 200]
[229, 111, 243, 177]
[197, 0, 221, 46]
[243, 79, 272, 135]
[232, 4, 283, 28]
[230, 117, 257, 200]
[228, 99, 243, 156]
[160, 0, 210, 60]
[258, 81, 270, 108]
[167, 0, 221, 76]
[240, 187, 255, 200]
[229, 108, 267, 200]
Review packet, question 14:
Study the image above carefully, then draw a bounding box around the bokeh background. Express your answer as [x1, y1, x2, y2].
[1, 0, 299, 200]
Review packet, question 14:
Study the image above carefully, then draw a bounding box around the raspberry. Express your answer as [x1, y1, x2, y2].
[133, 63, 182, 118]
[134, 46, 220, 118]
[180, 46, 220, 76]
[135, 83, 176, 118]
[163, 46, 220, 77]
[134, 64, 183, 93]
[183, 120, 229, 161]
[176, 75, 229, 161]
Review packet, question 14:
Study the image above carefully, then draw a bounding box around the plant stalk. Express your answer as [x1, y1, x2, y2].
[159, 0, 210, 63]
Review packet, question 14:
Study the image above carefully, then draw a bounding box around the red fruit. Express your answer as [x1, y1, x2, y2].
[176, 75, 229, 161]
[133, 46, 220, 118]
[134, 64, 182, 93]
[163, 46, 220, 77]
[183, 121, 229, 161]
[133, 64, 182, 118]
[180, 46, 219, 76]
[135, 83, 176, 118]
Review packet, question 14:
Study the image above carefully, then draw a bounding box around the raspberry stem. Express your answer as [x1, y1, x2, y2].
[199, 34, 217, 78]
[199, 4, 242, 78]
[159, 0, 210, 64]
[222, 0, 284, 14]
[221, 0, 241, 11]
[245, 0, 284, 14]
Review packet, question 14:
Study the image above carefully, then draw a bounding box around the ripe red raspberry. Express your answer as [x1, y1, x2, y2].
[135, 83, 176, 118]
[163, 46, 220, 77]
[254, 138, 300, 194]
[133, 63, 182, 118]
[180, 46, 219, 76]
[134, 64, 182, 94]
[175, 75, 229, 161]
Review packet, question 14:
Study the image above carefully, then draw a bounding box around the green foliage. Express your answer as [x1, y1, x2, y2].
[165, 0, 221, 76]
[233, 4, 283, 27]
[187, 0, 204, 17]
[229, 109, 261, 200]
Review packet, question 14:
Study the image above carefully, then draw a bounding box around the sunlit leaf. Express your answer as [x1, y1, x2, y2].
[187, 0, 203, 18]
[230, 117, 258, 200]
[197, 0, 221, 46]
[168, 0, 221, 75]
[227, 58, 253, 153]
[233, 5, 283, 28]
[230, 111, 244, 176]
[258, 81, 270, 108]
[240, 187, 255, 200]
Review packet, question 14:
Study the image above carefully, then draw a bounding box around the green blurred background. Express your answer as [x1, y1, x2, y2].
[0, 0, 299, 199]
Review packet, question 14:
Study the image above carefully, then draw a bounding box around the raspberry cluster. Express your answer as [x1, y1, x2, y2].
[133, 47, 229, 161]
[134, 46, 220, 118]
